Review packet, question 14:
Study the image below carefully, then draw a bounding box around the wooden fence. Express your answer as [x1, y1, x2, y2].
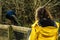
[0, 24, 31, 40]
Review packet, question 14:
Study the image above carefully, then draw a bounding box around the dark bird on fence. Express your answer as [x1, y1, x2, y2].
[6, 9, 20, 26]
[6, 9, 23, 40]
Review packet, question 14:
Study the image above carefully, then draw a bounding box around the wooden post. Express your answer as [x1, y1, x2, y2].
[8, 25, 13, 40]
[0, 1, 2, 23]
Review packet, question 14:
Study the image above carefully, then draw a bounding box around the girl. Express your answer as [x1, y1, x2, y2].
[29, 7, 59, 40]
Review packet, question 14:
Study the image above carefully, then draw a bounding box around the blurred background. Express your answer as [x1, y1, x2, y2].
[0, 0, 60, 40]
[0, 0, 60, 27]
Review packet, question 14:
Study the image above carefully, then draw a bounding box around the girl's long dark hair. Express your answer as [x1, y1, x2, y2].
[35, 7, 53, 21]
[35, 7, 56, 27]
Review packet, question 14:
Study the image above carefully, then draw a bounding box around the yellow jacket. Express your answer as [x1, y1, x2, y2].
[29, 21, 59, 40]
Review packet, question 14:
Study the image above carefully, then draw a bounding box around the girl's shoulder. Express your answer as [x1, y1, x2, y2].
[31, 20, 38, 28]
[55, 22, 59, 28]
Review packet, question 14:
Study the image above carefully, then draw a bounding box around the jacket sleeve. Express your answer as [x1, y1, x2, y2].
[29, 21, 38, 40]
[29, 27, 37, 40]
[55, 22, 59, 28]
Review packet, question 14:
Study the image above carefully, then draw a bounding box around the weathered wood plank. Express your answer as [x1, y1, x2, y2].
[0, 24, 31, 33]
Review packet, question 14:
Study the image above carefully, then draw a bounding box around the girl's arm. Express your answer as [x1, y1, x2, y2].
[29, 27, 37, 40]
[29, 21, 38, 40]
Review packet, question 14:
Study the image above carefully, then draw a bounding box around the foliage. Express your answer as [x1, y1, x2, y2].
[0, 0, 60, 27]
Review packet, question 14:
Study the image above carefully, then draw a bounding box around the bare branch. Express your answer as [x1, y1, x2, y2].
[50, 2, 60, 8]
[42, 0, 51, 8]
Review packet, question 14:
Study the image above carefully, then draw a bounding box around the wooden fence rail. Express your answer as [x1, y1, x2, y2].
[0, 24, 31, 33]
[0, 24, 31, 40]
